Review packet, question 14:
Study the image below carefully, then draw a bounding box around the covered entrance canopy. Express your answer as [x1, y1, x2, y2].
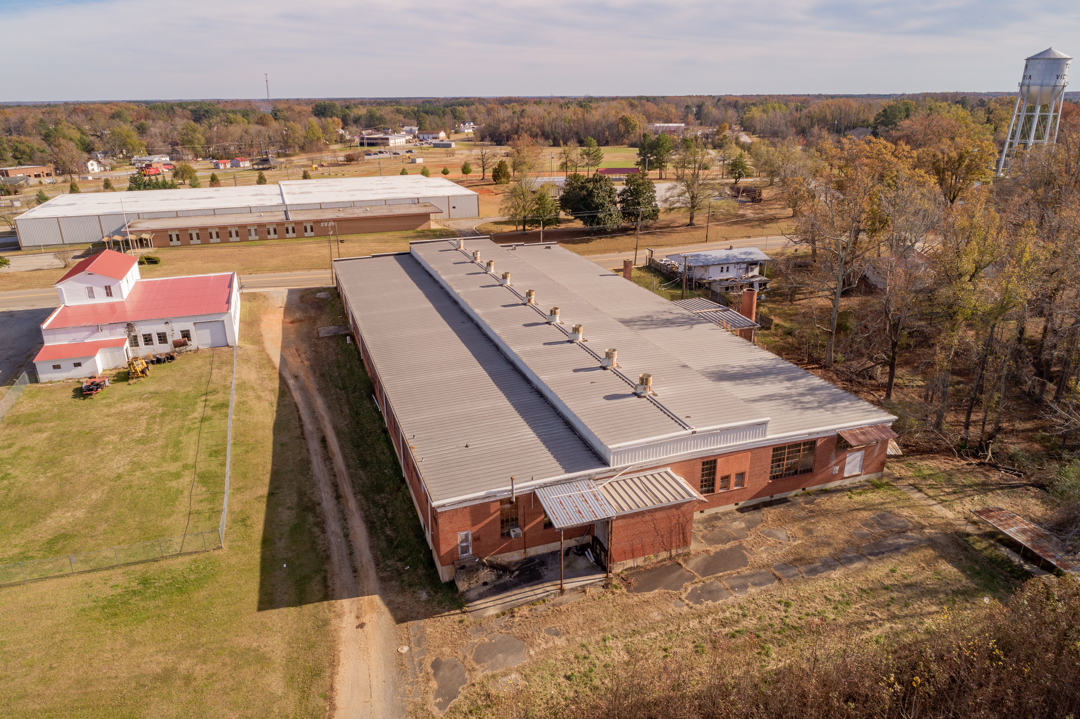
[838, 424, 898, 448]
[534, 469, 703, 531]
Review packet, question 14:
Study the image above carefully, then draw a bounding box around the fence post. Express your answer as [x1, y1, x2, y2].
[20, 562, 25, 582]
[158, 538, 164, 558]
[69, 556, 75, 574]
[114, 547, 120, 567]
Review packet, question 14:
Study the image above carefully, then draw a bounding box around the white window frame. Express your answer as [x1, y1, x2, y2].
[188, 230, 200, 245]
[248, 227, 258, 240]
[457, 531, 472, 558]
[168, 231, 181, 246]
[86, 286, 95, 299]
[208, 228, 220, 243]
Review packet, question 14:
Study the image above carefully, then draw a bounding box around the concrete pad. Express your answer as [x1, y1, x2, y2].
[683, 545, 749, 578]
[1, 253, 64, 272]
[837, 551, 869, 568]
[628, 562, 695, 593]
[724, 570, 777, 596]
[773, 563, 800, 580]
[759, 527, 790, 543]
[472, 633, 527, 673]
[685, 581, 732, 605]
[861, 533, 924, 559]
[315, 291, 331, 299]
[862, 511, 911, 533]
[431, 657, 467, 712]
[317, 325, 351, 337]
[543, 626, 561, 637]
[799, 556, 841, 578]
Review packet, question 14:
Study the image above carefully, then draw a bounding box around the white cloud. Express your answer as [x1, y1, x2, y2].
[1, 0, 1078, 100]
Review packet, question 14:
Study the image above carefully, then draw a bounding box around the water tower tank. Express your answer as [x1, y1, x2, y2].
[996, 47, 1072, 175]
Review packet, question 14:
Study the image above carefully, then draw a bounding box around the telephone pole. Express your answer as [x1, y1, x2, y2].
[633, 208, 642, 266]
[265, 73, 270, 103]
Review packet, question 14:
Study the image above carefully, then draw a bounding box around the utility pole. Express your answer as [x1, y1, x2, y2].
[633, 208, 642, 266]
[265, 73, 270, 103]
[705, 202, 712, 242]
[682, 256, 687, 299]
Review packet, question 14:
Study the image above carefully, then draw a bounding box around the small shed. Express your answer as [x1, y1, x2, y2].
[230, 157, 251, 168]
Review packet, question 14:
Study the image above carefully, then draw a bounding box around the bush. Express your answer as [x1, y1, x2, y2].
[256, 171, 267, 185]
[102, 178, 114, 191]
[36, 190, 49, 204]
[69, 181, 80, 194]
[492, 159, 511, 184]
[441, 166, 450, 176]
[138, 255, 161, 265]
[344, 153, 357, 163]
[302, 170, 311, 180]
[400, 168, 409, 175]
[209, 173, 221, 187]
[421, 166, 431, 177]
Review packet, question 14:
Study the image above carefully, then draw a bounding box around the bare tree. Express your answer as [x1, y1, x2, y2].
[475, 145, 497, 181]
[667, 140, 720, 226]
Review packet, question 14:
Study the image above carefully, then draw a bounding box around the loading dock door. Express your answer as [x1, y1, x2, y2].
[194, 320, 228, 348]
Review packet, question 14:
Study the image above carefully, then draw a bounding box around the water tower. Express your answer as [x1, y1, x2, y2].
[996, 47, 1072, 176]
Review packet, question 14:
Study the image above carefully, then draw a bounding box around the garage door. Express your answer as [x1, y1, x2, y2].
[194, 321, 228, 348]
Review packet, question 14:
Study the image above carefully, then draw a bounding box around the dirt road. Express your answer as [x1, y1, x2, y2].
[260, 290, 405, 719]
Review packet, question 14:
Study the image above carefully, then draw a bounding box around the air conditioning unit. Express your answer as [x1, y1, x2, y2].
[510, 527, 522, 539]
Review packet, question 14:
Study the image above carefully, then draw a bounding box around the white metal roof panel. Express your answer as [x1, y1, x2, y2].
[510, 243, 895, 439]
[335, 253, 604, 506]
[665, 247, 771, 265]
[534, 480, 617, 530]
[600, 469, 703, 514]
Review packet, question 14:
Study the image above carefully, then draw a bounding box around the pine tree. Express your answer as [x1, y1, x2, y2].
[209, 173, 222, 187]
[102, 178, 114, 191]
[400, 168, 409, 175]
[256, 171, 268, 185]
[491, 160, 511, 185]
[69, 181, 81, 193]
[36, 190, 49, 204]
[421, 166, 431, 177]
[302, 170, 311, 180]
[441, 167, 450, 176]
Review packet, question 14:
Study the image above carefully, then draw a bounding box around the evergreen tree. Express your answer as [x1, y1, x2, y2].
[102, 178, 114, 191]
[618, 172, 659, 223]
[68, 181, 80, 193]
[460, 161, 473, 179]
[421, 166, 431, 177]
[728, 154, 751, 185]
[256, 171, 268, 185]
[209, 173, 222, 187]
[580, 137, 604, 175]
[302, 170, 311, 180]
[441, 167, 450, 176]
[36, 190, 49, 204]
[400, 168, 409, 175]
[491, 160, 511, 185]
[559, 174, 621, 229]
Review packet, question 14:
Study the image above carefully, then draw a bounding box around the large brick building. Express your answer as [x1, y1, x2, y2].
[336, 239, 897, 582]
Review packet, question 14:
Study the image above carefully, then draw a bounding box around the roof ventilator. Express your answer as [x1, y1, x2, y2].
[601, 348, 618, 368]
[569, 323, 584, 342]
[500, 271, 511, 286]
[525, 289, 536, 305]
[472, 250, 481, 263]
[634, 373, 653, 396]
[455, 238, 465, 250]
[485, 259, 495, 274]
[547, 306, 561, 324]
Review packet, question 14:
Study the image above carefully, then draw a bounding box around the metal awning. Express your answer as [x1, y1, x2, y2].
[535, 470, 703, 531]
[970, 507, 1078, 573]
[535, 480, 617, 530]
[839, 424, 898, 447]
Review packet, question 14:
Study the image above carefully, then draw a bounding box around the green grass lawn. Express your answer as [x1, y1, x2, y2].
[0, 295, 333, 718]
[0, 348, 232, 565]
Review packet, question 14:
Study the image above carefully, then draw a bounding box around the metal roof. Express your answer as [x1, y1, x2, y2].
[671, 298, 758, 330]
[410, 240, 770, 464]
[665, 248, 771, 266]
[599, 469, 703, 514]
[535, 469, 701, 530]
[45, 273, 235, 329]
[1028, 47, 1072, 60]
[34, 337, 128, 362]
[56, 249, 137, 284]
[16, 176, 476, 220]
[510, 242, 895, 439]
[534, 480, 617, 530]
[970, 507, 1078, 573]
[334, 253, 606, 506]
[670, 297, 722, 312]
[838, 424, 898, 447]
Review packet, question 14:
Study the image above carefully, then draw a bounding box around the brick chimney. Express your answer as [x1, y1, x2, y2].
[739, 288, 758, 342]
[622, 259, 633, 280]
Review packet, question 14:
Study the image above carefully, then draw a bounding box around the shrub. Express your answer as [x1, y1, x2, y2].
[400, 168, 409, 175]
[102, 178, 114, 191]
[209, 173, 221, 187]
[256, 171, 267, 185]
[421, 166, 431, 177]
[302, 170, 311, 180]
[441, 166, 450, 176]
[492, 159, 511, 184]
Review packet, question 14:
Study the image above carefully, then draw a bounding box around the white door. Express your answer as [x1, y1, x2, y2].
[457, 531, 472, 558]
[844, 450, 864, 477]
[194, 321, 228, 348]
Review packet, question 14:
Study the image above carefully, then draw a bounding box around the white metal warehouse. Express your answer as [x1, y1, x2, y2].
[13, 176, 480, 248]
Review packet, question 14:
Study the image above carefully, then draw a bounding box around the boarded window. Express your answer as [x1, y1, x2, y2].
[734, 472, 746, 489]
[718, 474, 731, 491]
[86, 286, 95, 299]
[500, 499, 519, 537]
[700, 459, 717, 494]
[769, 440, 816, 480]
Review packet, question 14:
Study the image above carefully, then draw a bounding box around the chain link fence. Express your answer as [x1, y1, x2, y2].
[0, 371, 29, 422]
[0, 344, 238, 587]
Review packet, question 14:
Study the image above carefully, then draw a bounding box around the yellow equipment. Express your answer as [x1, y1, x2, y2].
[128, 356, 150, 380]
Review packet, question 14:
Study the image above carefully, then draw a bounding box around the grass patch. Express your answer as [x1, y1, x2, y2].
[0, 295, 332, 717]
[631, 266, 706, 302]
[0, 349, 232, 562]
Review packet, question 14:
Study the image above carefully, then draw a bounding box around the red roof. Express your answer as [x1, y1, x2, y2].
[234, 157, 248, 161]
[46, 273, 235, 329]
[597, 167, 640, 175]
[34, 337, 128, 362]
[56, 250, 138, 285]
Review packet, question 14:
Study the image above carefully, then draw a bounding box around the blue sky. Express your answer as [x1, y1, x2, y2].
[2, 0, 1078, 101]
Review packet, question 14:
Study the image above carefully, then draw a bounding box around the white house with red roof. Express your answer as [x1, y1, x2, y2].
[34, 250, 240, 382]
[230, 157, 251, 168]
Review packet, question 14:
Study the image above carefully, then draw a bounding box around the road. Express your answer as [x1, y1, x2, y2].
[0, 270, 336, 311]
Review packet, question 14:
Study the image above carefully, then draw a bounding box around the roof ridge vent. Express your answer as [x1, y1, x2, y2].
[569, 323, 584, 342]
[472, 250, 481, 263]
[500, 271, 511, 286]
[634, 373, 653, 396]
[601, 348, 618, 368]
[485, 259, 495, 274]
[547, 306, 561, 324]
[525, 289, 536, 305]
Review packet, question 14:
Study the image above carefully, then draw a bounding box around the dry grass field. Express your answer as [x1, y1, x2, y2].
[0, 295, 333, 718]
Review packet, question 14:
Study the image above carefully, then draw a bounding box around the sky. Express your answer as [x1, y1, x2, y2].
[1, 0, 1078, 101]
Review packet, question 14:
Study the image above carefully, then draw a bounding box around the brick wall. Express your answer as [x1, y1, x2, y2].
[610, 502, 696, 565]
[666, 435, 890, 512]
[148, 213, 432, 247]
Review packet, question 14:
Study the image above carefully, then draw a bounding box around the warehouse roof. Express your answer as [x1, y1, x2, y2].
[125, 202, 442, 230]
[34, 337, 128, 362]
[45, 273, 235, 329]
[56, 249, 137, 284]
[16, 176, 476, 220]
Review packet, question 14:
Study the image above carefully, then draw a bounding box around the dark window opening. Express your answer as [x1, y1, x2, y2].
[718, 474, 731, 491]
[180, 330, 191, 341]
[500, 499, 519, 537]
[156, 332, 167, 345]
[700, 459, 717, 494]
[837, 435, 852, 452]
[129, 336, 139, 348]
[142, 334, 153, 346]
[734, 472, 746, 489]
[770, 440, 816, 480]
